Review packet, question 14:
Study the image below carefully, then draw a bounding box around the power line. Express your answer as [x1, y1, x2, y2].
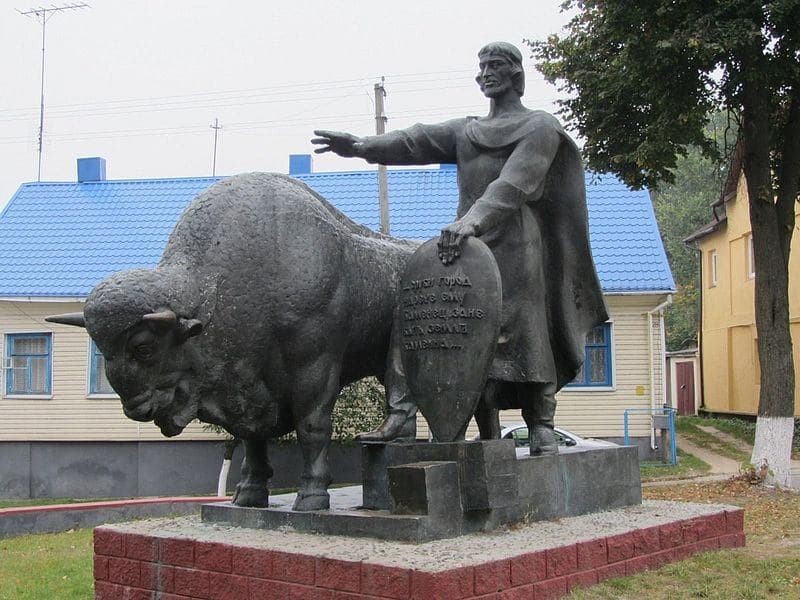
[0, 65, 560, 147]
[0, 64, 554, 121]
[0, 86, 560, 125]
[0, 79, 488, 123]
[0, 94, 568, 145]
[0, 68, 481, 115]
[0, 101, 510, 145]
[17, 2, 90, 181]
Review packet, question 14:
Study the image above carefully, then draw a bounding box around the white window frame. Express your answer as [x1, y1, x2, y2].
[746, 234, 755, 280]
[709, 250, 718, 287]
[3, 331, 54, 399]
[86, 338, 118, 399]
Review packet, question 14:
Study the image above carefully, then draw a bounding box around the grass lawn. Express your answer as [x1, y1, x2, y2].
[675, 417, 753, 464]
[567, 479, 800, 599]
[639, 448, 711, 482]
[0, 528, 93, 600]
[680, 415, 757, 445]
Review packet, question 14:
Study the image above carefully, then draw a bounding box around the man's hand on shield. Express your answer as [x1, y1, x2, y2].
[438, 219, 478, 265]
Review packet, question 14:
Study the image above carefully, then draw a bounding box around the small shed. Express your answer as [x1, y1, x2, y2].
[666, 347, 700, 415]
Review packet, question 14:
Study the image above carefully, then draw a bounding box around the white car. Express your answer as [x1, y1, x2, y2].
[490, 424, 618, 457]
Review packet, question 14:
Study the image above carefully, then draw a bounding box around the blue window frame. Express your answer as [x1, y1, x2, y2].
[89, 340, 115, 395]
[567, 323, 612, 387]
[4, 333, 52, 396]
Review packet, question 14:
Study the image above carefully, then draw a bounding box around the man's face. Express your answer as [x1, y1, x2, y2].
[476, 55, 515, 98]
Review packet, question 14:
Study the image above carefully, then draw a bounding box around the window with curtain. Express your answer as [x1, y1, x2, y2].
[89, 340, 115, 395]
[4, 333, 52, 396]
[566, 323, 612, 387]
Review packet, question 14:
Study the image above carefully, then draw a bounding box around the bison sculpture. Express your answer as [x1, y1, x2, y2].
[47, 172, 419, 511]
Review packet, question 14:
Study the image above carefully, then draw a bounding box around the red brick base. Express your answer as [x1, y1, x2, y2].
[94, 509, 745, 599]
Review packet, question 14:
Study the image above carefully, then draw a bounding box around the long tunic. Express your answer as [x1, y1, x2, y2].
[360, 110, 608, 394]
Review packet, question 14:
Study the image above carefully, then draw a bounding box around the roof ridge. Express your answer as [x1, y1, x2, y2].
[18, 175, 224, 187]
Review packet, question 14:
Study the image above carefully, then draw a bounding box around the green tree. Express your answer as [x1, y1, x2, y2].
[652, 117, 734, 350]
[529, 0, 799, 485]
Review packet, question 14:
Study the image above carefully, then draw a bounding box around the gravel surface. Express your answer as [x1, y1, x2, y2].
[109, 499, 735, 572]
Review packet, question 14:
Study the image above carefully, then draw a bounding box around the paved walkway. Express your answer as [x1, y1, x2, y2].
[692, 425, 800, 478]
[677, 434, 743, 476]
[695, 425, 753, 453]
[645, 426, 800, 490]
[641, 434, 742, 488]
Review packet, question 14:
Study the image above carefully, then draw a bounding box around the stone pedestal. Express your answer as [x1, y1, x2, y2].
[362, 439, 518, 512]
[203, 442, 642, 541]
[94, 501, 746, 600]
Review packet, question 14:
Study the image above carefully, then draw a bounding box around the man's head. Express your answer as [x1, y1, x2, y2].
[476, 42, 525, 98]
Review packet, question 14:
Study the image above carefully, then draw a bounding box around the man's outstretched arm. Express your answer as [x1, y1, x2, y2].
[312, 121, 460, 166]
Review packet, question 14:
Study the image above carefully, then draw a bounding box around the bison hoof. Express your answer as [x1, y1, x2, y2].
[232, 482, 270, 507]
[292, 492, 330, 512]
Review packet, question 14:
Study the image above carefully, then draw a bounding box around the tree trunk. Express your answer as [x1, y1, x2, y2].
[742, 78, 796, 487]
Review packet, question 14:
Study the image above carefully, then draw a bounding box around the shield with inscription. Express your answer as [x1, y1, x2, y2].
[398, 237, 501, 441]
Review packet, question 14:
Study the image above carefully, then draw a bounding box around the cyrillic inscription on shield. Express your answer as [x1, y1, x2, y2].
[399, 237, 501, 442]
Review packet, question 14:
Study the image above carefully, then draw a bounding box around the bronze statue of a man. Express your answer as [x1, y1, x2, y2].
[312, 42, 607, 454]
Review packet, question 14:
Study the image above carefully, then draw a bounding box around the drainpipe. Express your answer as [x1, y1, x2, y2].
[647, 294, 673, 450]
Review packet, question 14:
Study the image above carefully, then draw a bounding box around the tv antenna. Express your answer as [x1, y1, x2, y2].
[17, 3, 91, 181]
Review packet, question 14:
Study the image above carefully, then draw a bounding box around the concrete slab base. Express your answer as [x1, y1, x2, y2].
[203, 443, 642, 541]
[94, 500, 745, 600]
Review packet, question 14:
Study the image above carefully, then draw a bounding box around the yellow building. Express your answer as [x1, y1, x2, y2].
[686, 161, 800, 416]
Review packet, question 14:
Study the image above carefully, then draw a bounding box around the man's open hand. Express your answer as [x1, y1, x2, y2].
[311, 130, 363, 158]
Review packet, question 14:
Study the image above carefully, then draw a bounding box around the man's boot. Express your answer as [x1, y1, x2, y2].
[529, 423, 557, 455]
[358, 324, 417, 443]
[357, 410, 416, 442]
[523, 382, 558, 455]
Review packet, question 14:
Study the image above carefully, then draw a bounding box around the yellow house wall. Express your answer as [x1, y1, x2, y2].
[698, 175, 800, 416]
[0, 301, 218, 442]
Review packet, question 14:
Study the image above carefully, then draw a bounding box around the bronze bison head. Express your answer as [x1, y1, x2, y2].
[47, 268, 204, 437]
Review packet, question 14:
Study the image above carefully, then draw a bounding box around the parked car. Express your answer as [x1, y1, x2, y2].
[473, 424, 617, 457]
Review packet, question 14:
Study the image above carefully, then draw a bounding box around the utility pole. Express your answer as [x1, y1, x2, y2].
[18, 3, 90, 182]
[210, 118, 222, 176]
[374, 78, 390, 235]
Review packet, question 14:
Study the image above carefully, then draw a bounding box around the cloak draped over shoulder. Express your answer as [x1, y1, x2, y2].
[359, 110, 608, 397]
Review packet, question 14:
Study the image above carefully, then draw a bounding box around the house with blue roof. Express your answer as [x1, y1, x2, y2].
[0, 156, 674, 498]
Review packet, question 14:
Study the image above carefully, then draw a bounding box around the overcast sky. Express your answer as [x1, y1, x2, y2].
[0, 1, 573, 210]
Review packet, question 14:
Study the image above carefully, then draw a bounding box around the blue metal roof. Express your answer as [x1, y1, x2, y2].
[0, 168, 674, 297]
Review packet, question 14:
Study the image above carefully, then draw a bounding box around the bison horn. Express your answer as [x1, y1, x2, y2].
[142, 309, 178, 325]
[45, 312, 86, 328]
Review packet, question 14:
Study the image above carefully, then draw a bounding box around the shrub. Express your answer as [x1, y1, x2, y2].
[204, 377, 387, 445]
[331, 377, 387, 443]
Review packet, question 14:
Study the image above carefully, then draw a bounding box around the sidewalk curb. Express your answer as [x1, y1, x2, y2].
[0, 496, 228, 538]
